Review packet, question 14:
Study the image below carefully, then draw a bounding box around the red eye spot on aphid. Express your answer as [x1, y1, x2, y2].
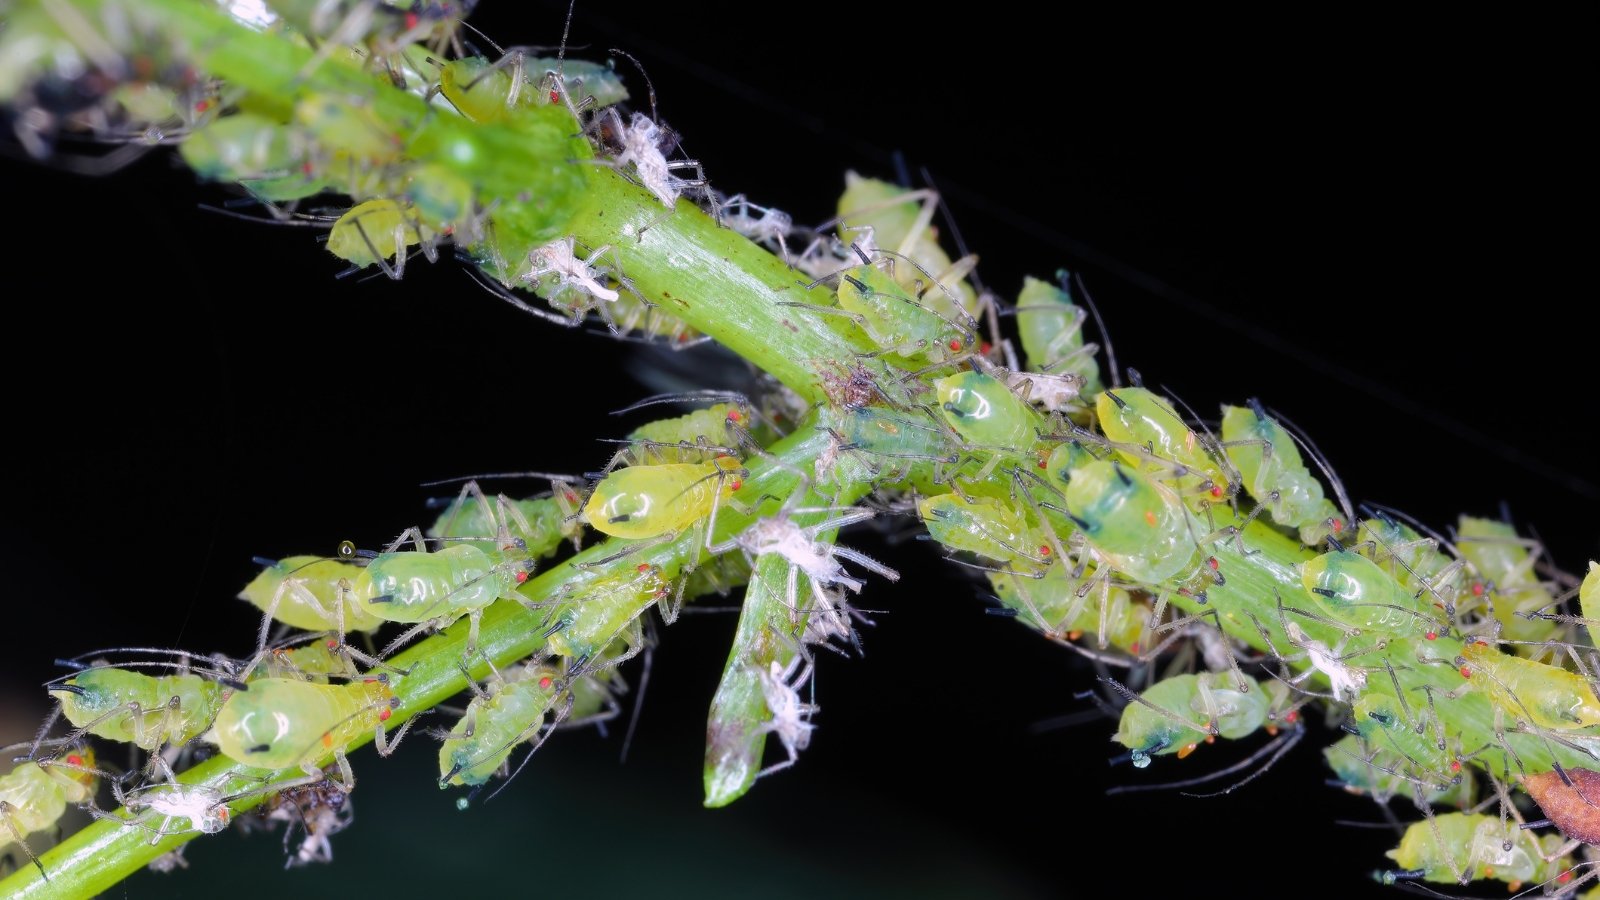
[730, 478, 743, 491]
[194, 99, 210, 113]
[362, 677, 377, 684]
[405, 12, 420, 29]
[327, 639, 338, 649]
[1207, 557, 1219, 571]
[550, 90, 561, 104]
[379, 707, 392, 722]
[1210, 485, 1224, 498]
[67, 754, 83, 766]
[1425, 630, 1438, 640]
[1285, 710, 1299, 724]
[220, 808, 230, 823]
[1471, 582, 1485, 596]
[1037, 456, 1047, 468]
[1039, 545, 1050, 556]
[515, 570, 529, 584]
[1460, 666, 1473, 679]
[1450, 760, 1462, 772]
[1204, 735, 1215, 745]
[1129, 641, 1140, 654]
[322, 734, 334, 748]
[948, 339, 961, 352]
[1144, 511, 1157, 527]
[302, 161, 314, 175]
[726, 409, 742, 422]
[538, 676, 553, 690]
[637, 564, 650, 573]
[1066, 630, 1082, 641]
[1559, 871, 1574, 884]
[979, 341, 992, 356]
[1330, 518, 1344, 533]
[1484, 867, 1494, 879]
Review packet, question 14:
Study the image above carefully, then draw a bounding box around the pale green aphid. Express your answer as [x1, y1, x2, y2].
[1455, 516, 1561, 645]
[254, 640, 355, 683]
[1300, 548, 1440, 637]
[1384, 812, 1568, 888]
[1063, 459, 1195, 585]
[1095, 387, 1230, 506]
[51, 668, 226, 751]
[1015, 275, 1102, 396]
[427, 492, 581, 559]
[238, 555, 384, 634]
[833, 259, 970, 364]
[295, 93, 405, 166]
[439, 662, 563, 792]
[1357, 510, 1466, 615]
[1, 748, 98, 878]
[987, 566, 1151, 654]
[353, 539, 534, 652]
[934, 370, 1043, 451]
[836, 173, 978, 323]
[179, 113, 321, 201]
[1114, 672, 1274, 767]
[326, 198, 433, 271]
[440, 56, 626, 124]
[582, 456, 746, 542]
[1323, 734, 1472, 809]
[1582, 562, 1600, 647]
[210, 677, 398, 772]
[918, 494, 1039, 566]
[1349, 692, 1457, 782]
[625, 402, 749, 464]
[1220, 400, 1344, 546]
[1459, 641, 1600, 731]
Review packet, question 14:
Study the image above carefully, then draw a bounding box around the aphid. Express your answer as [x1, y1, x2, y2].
[827, 254, 972, 364]
[1013, 274, 1102, 396]
[581, 455, 746, 546]
[1349, 691, 1458, 783]
[621, 396, 758, 465]
[1111, 672, 1274, 767]
[0, 748, 97, 878]
[835, 173, 980, 322]
[252, 635, 361, 683]
[987, 566, 1152, 654]
[1383, 812, 1568, 889]
[438, 55, 626, 124]
[1455, 515, 1562, 644]
[326, 198, 431, 276]
[590, 108, 703, 208]
[1063, 459, 1197, 585]
[1095, 387, 1230, 504]
[1323, 734, 1472, 808]
[934, 369, 1045, 452]
[1300, 547, 1441, 638]
[238, 554, 383, 637]
[918, 494, 1042, 570]
[1358, 508, 1467, 614]
[49, 667, 227, 752]
[179, 113, 320, 202]
[427, 483, 584, 558]
[353, 530, 536, 661]
[438, 662, 564, 793]
[268, 0, 476, 87]
[1459, 641, 1600, 731]
[210, 676, 403, 776]
[1219, 400, 1346, 545]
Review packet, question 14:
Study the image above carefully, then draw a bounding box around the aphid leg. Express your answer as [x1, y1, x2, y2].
[0, 802, 45, 880]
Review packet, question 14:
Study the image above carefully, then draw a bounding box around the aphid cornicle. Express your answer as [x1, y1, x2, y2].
[210, 677, 399, 772]
[1, 749, 97, 877]
[51, 668, 225, 751]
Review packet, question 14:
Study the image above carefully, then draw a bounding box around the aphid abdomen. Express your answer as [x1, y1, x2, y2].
[583, 460, 738, 540]
[1219, 404, 1340, 544]
[1114, 674, 1209, 766]
[54, 670, 222, 749]
[1095, 388, 1226, 503]
[1015, 275, 1102, 394]
[1301, 550, 1434, 636]
[212, 678, 392, 771]
[934, 370, 1039, 451]
[357, 544, 509, 624]
[1460, 642, 1600, 730]
[239, 555, 383, 633]
[918, 494, 1029, 563]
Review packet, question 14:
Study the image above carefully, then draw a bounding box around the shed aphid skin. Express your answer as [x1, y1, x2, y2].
[0, 747, 98, 879]
[209, 676, 408, 786]
[523, 235, 620, 303]
[437, 661, 566, 797]
[1220, 400, 1347, 546]
[1382, 812, 1574, 890]
[588, 105, 703, 209]
[754, 655, 819, 780]
[106, 762, 233, 844]
[48, 666, 230, 753]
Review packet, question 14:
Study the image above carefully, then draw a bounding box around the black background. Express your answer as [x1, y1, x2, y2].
[0, 2, 1594, 896]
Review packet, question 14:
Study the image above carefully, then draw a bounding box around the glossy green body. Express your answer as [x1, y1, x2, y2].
[354, 543, 518, 624]
[1301, 549, 1436, 636]
[1220, 403, 1340, 545]
[1095, 388, 1226, 503]
[1015, 275, 1101, 395]
[439, 665, 561, 787]
[1064, 460, 1194, 584]
[211, 677, 394, 771]
[238, 555, 383, 633]
[53, 669, 223, 750]
[934, 370, 1040, 450]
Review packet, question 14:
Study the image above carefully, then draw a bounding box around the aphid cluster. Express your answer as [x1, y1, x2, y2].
[3, 2, 1599, 895]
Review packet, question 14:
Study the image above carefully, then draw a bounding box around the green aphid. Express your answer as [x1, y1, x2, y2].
[934, 370, 1042, 451]
[439, 663, 563, 792]
[1096, 387, 1230, 506]
[1015, 275, 1103, 396]
[1220, 400, 1344, 546]
[51, 668, 225, 751]
[1301, 549, 1438, 637]
[1063, 459, 1195, 585]
[211, 677, 397, 771]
